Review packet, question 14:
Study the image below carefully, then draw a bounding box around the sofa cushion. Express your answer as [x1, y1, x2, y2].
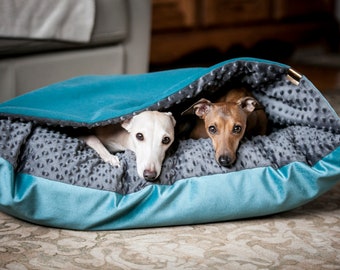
[0, 0, 127, 58]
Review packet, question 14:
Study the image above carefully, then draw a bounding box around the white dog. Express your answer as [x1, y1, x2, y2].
[83, 111, 176, 181]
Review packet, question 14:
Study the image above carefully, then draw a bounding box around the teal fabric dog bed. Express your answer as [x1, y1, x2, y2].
[0, 58, 339, 230]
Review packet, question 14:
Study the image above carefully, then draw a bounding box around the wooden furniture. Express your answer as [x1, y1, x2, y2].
[150, 0, 337, 65]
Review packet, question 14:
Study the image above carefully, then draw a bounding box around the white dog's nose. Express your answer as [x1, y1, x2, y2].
[143, 170, 157, 181]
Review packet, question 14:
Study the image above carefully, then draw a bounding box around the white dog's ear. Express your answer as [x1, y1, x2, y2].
[165, 112, 176, 126]
[121, 118, 133, 131]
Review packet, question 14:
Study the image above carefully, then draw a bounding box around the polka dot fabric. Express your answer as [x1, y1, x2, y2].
[0, 120, 32, 169]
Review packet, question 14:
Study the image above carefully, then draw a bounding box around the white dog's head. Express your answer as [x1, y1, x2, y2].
[122, 111, 176, 181]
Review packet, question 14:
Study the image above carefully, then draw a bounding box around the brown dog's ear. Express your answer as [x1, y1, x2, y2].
[182, 98, 212, 119]
[238, 97, 259, 114]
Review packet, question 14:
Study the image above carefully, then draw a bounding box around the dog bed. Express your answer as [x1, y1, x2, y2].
[0, 58, 339, 230]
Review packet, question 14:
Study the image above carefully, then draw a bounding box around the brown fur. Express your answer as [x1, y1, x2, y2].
[182, 88, 267, 167]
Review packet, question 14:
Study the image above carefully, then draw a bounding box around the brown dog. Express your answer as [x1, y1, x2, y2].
[182, 88, 267, 167]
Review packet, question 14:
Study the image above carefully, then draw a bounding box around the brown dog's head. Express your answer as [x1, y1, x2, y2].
[186, 97, 259, 167]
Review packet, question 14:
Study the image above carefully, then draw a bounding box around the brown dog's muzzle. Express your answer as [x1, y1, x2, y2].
[217, 154, 234, 167]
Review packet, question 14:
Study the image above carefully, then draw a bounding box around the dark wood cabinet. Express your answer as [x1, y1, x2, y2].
[150, 0, 337, 65]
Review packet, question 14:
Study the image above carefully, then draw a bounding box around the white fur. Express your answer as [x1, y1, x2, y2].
[83, 111, 176, 181]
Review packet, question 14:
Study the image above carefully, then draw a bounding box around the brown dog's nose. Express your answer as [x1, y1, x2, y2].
[143, 170, 157, 181]
[218, 155, 233, 167]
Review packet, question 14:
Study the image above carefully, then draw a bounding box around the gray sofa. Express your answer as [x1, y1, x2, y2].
[0, 0, 151, 103]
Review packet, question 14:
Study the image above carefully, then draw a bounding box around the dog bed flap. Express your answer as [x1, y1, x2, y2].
[0, 67, 208, 126]
[0, 57, 339, 230]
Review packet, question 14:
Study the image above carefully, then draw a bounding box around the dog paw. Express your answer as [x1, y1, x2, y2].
[103, 155, 120, 167]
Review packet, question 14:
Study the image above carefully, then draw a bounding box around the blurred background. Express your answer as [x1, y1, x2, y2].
[0, 0, 339, 103]
[149, 0, 340, 97]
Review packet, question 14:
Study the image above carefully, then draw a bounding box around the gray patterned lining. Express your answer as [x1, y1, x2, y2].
[0, 60, 339, 194]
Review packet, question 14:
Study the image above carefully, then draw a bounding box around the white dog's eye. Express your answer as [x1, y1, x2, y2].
[162, 136, 171, 145]
[136, 133, 144, 141]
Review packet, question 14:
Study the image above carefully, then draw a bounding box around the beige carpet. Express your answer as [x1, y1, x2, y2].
[0, 183, 339, 269]
[0, 93, 339, 270]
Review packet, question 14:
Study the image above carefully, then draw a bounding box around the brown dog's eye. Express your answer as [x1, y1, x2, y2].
[208, 125, 217, 134]
[136, 133, 144, 141]
[162, 136, 171, 145]
[232, 125, 242, 134]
